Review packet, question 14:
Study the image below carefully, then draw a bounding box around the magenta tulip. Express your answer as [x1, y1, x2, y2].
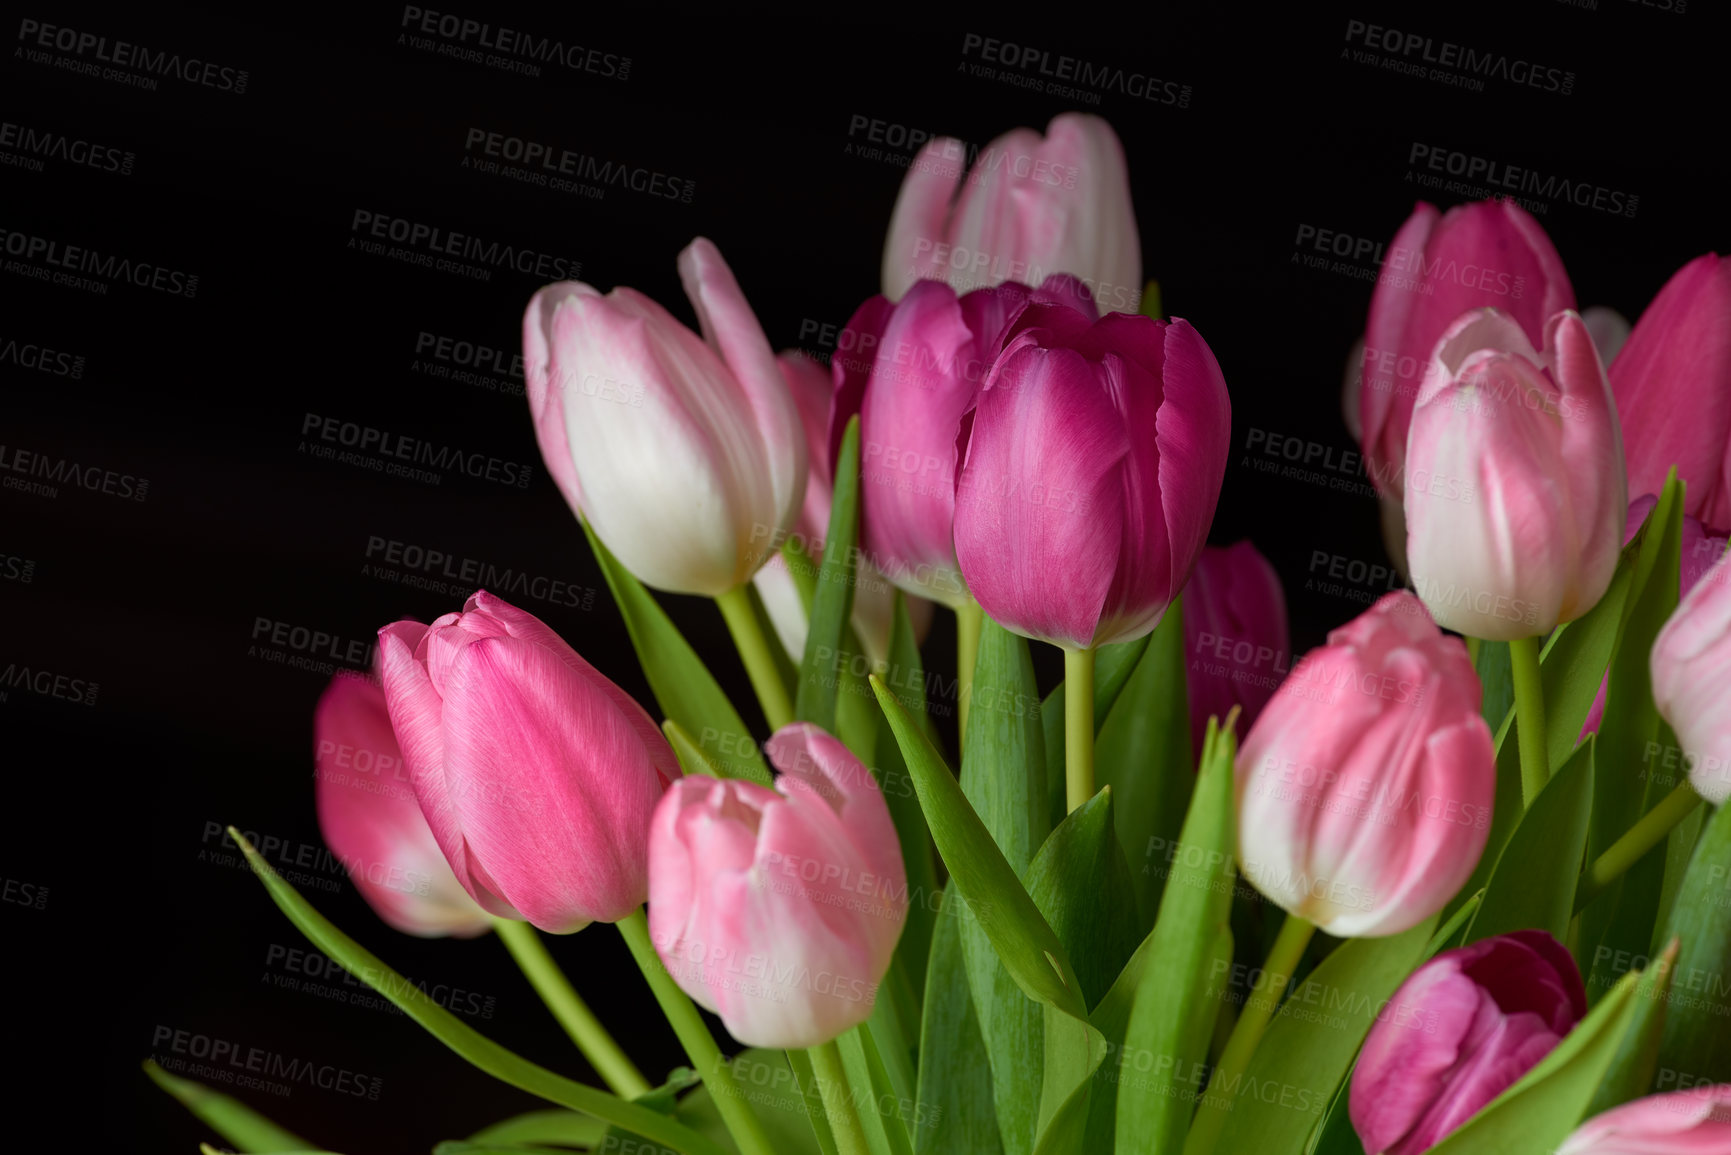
[1558, 1084, 1731, 1153]
[832, 274, 1097, 607]
[1610, 253, 1731, 533]
[314, 672, 491, 938]
[523, 237, 805, 596]
[1358, 199, 1574, 501]
[647, 723, 907, 1048]
[1350, 931, 1587, 1155]
[377, 591, 677, 934]
[1182, 541, 1291, 757]
[882, 112, 1141, 315]
[1405, 309, 1627, 641]
[1236, 592, 1496, 937]
[1651, 544, 1731, 804]
[952, 302, 1232, 649]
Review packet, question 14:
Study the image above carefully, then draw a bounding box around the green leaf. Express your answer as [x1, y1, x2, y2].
[581, 518, 770, 785]
[877, 593, 941, 1004]
[840, 1024, 915, 1155]
[1475, 639, 1513, 734]
[226, 829, 732, 1155]
[144, 1059, 311, 1152]
[1467, 738, 1595, 944]
[796, 415, 861, 732]
[1587, 937, 1681, 1115]
[1654, 793, 1731, 1085]
[786, 1049, 842, 1155]
[1208, 917, 1438, 1155]
[1040, 634, 1153, 830]
[467, 1109, 607, 1146]
[1115, 718, 1239, 1155]
[914, 901, 1004, 1155]
[674, 1050, 827, 1155]
[594, 1068, 706, 1155]
[664, 719, 724, 777]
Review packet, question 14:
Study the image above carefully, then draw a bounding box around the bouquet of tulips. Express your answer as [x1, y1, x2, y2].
[151, 114, 1731, 1154]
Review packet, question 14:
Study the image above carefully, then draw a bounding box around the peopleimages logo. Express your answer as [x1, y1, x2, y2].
[16, 19, 248, 93]
[0, 444, 148, 501]
[0, 227, 198, 296]
[1407, 144, 1638, 218]
[299, 413, 534, 489]
[0, 121, 134, 175]
[1343, 19, 1574, 94]
[0, 335, 84, 378]
[399, 7, 629, 80]
[350, 210, 579, 282]
[960, 33, 1192, 107]
[463, 129, 694, 203]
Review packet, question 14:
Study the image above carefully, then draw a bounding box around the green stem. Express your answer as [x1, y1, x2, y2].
[955, 599, 984, 746]
[616, 909, 776, 1155]
[1575, 781, 1703, 913]
[1509, 634, 1550, 809]
[1065, 646, 1097, 813]
[716, 585, 794, 731]
[807, 1039, 871, 1155]
[1465, 635, 1482, 666]
[1185, 914, 1317, 1155]
[493, 918, 650, 1100]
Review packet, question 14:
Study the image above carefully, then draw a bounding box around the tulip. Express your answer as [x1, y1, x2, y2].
[1405, 309, 1627, 641]
[882, 112, 1140, 315]
[1182, 542, 1291, 757]
[1651, 543, 1731, 804]
[1350, 931, 1587, 1155]
[523, 238, 805, 597]
[952, 303, 1232, 650]
[1610, 253, 1731, 532]
[832, 274, 1098, 608]
[1235, 591, 1496, 937]
[377, 591, 677, 934]
[1358, 199, 1574, 501]
[1558, 1085, 1731, 1153]
[647, 723, 907, 1048]
[314, 672, 492, 938]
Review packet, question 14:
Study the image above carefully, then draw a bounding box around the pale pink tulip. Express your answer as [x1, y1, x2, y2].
[952, 302, 1232, 649]
[1182, 542, 1290, 757]
[1236, 592, 1496, 937]
[377, 592, 676, 934]
[1558, 1084, 1731, 1153]
[523, 238, 805, 596]
[882, 113, 1141, 315]
[1405, 309, 1626, 641]
[647, 723, 906, 1048]
[314, 672, 492, 938]
[1652, 544, 1731, 804]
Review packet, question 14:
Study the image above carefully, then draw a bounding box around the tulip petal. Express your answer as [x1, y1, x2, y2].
[882, 137, 966, 301]
[524, 281, 600, 513]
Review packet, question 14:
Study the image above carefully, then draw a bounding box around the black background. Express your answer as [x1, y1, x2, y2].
[4, 3, 1724, 1149]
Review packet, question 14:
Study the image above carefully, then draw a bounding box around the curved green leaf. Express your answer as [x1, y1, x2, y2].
[1467, 738, 1595, 945]
[1654, 794, 1731, 1085]
[467, 1109, 607, 1146]
[795, 416, 861, 731]
[144, 1060, 310, 1152]
[914, 901, 1003, 1155]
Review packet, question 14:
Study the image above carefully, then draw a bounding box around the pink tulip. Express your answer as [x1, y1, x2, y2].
[1610, 253, 1731, 532]
[952, 302, 1232, 649]
[314, 672, 492, 938]
[647, 723, 907, 1048]
[882, 112, 1141, 315]
[1182, 542, 1291, 757]
[831, 274, 1097, 608]
[1358, 199, 1574, 501]
[1651, 544, 1731, 804]
[1405, 309, 1627, 641]
[1350, 930, 1587, 1155]
[377, 592, 677, 934]
[523, 237, 805, 597]
[1236, 592, 1496, 937]
[1558, 1084, 1731, 1153]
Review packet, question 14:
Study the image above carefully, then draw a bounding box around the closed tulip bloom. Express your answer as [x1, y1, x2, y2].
[832, 275, 1097, 607]
[1558, 1085, 1731, 1154]
[1405, 309, 1627, 641]
[314, 673, 492, 938]
[1610, 253, 1731, 532]
[523, 237, 805, 597]
[1236, 592, 1496, 937]
[647, 723, 907, 1048]
[1359, 199, 1574, 501]
[882, 112, 1141, 315]
[1651, 545, 1731, 804]
[952, 303, 1232, 649]
[1182, 541, 1291, 757]
[1350, 931, 1587, 1155]
[377, 592, 677, 934]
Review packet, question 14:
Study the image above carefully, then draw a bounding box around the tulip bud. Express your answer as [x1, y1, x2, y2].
[647, 723, 907, 1048]
[953, 304, 1232, 650]
[1236, 592, 1496, 937]
[882, 112, 1140, 315]
[377, 592, 677, 934]
[1182, 542, 1291, 757]
[1651, 545, 1731, 804]
[1610, 253, 1731, 532]
[1358, 199, 1574, 501]
[523, 238, 805, 596]
[1405, 309, 1627, 641]
[1350, 931, 1586, 1155]
[314, 672, 492, 938]
[1559, 1085, 1731, 1153]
